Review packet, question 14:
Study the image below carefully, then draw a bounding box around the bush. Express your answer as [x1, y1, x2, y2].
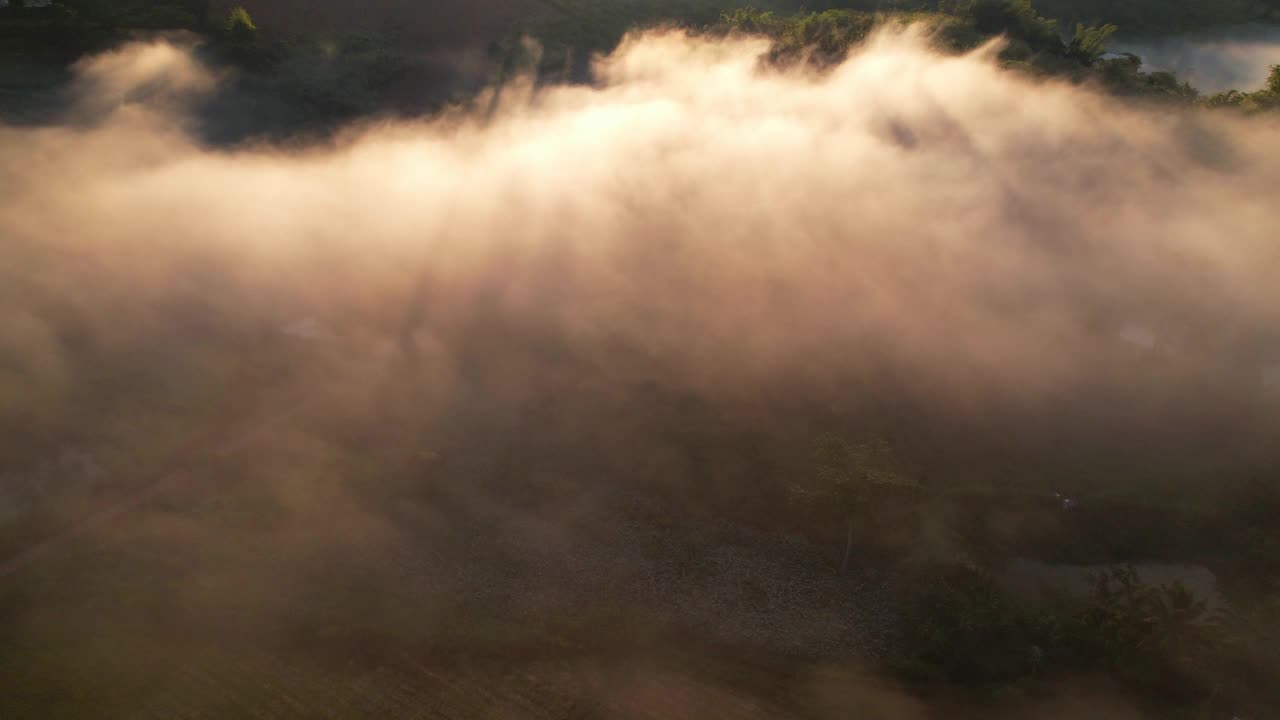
[896, 565, 1054, 685]
[895, 562, 1228, 697]
[1079, 566, 1218, 664]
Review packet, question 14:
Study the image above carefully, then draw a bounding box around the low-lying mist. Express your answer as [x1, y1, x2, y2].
[2, 26, 1280, 716]
[6, 28, 1280, 450]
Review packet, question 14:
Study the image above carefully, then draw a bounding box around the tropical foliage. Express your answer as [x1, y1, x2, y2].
[1204, 64, 1280, 110]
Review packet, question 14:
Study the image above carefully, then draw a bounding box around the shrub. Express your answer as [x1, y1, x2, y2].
[896, 565, 1053, 685]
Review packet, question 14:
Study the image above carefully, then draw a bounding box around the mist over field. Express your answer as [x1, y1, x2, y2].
[3, 18, 1280, 719]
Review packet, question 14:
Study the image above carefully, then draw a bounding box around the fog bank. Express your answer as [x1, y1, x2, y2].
[4, 25, 1280, 717]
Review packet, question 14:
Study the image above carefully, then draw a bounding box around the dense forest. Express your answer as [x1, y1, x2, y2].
[2, 1, 1280, 719]
[2, 0, 1278, 137]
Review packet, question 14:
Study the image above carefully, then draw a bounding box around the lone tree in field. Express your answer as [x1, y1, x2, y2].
[794, 434, 916, 573]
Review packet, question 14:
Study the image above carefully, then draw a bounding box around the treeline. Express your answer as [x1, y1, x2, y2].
[0, 2, 504, 139]
[0, 0, 210, 59]
[708, 4, 1205, 101]
[713, 2, 1277, 107]
[709, 5, 1118, 71]
[5, 0, 1279, 116]
[1205, 64, 1280, 109]
[0, 0, 264, 63]
[894, 562, 1280, 714]
[516, 0, 1276, 107]
[1036, 0, 1280, 33]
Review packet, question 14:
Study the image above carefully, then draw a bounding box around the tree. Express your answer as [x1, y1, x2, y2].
[794, 434, 916, 573]
[225, 5, 255, 41]
[1081, 565, 1219, 667]
[717, 7, 780, 35]
[964, 0, 1064, 53]
[898, 565, 1044, 685]
[1203, 65, 1280, 111]
[213, 6, 277, 70]
[1066, 22, 1117, 65]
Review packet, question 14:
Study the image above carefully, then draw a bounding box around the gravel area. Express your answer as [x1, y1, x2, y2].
[374, 486, 898, 660]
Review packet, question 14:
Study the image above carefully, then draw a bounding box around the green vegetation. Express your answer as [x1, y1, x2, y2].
[1036, 0, 1280, 33]
[794, 435, 919, 572]
[518, 0, 1239, 105]
[206, 5, 278, 70]
[1094, 52, 1200, 99]
[964, 0, 1064, 52]
[895, 564, 1227, 691]
[707, 3, 1203, 102]
[712, 7, 979, 65]
[224, 5, 255, 37]
[5, 0, 1280, 136]
[1204, 64, 1280, 110]
[813, 431, 1280, 715]
[1066, 20, 1118, 63]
